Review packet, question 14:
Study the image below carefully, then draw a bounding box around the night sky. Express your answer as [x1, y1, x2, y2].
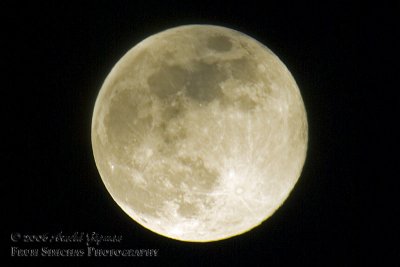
[5, 1, 388, 266]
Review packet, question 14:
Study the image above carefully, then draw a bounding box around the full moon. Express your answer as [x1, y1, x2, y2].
[91, 25, 308, 242]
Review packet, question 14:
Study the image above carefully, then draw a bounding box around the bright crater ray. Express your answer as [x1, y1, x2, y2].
[91, 25, 308, 242]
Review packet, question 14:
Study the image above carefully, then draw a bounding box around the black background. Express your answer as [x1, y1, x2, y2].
[5, 1, 389, 266]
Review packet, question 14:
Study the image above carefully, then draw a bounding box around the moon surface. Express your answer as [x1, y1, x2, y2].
[91, 25, 308, 242]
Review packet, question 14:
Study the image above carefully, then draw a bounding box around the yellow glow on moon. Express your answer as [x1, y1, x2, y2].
[91, 25, 308, 242]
